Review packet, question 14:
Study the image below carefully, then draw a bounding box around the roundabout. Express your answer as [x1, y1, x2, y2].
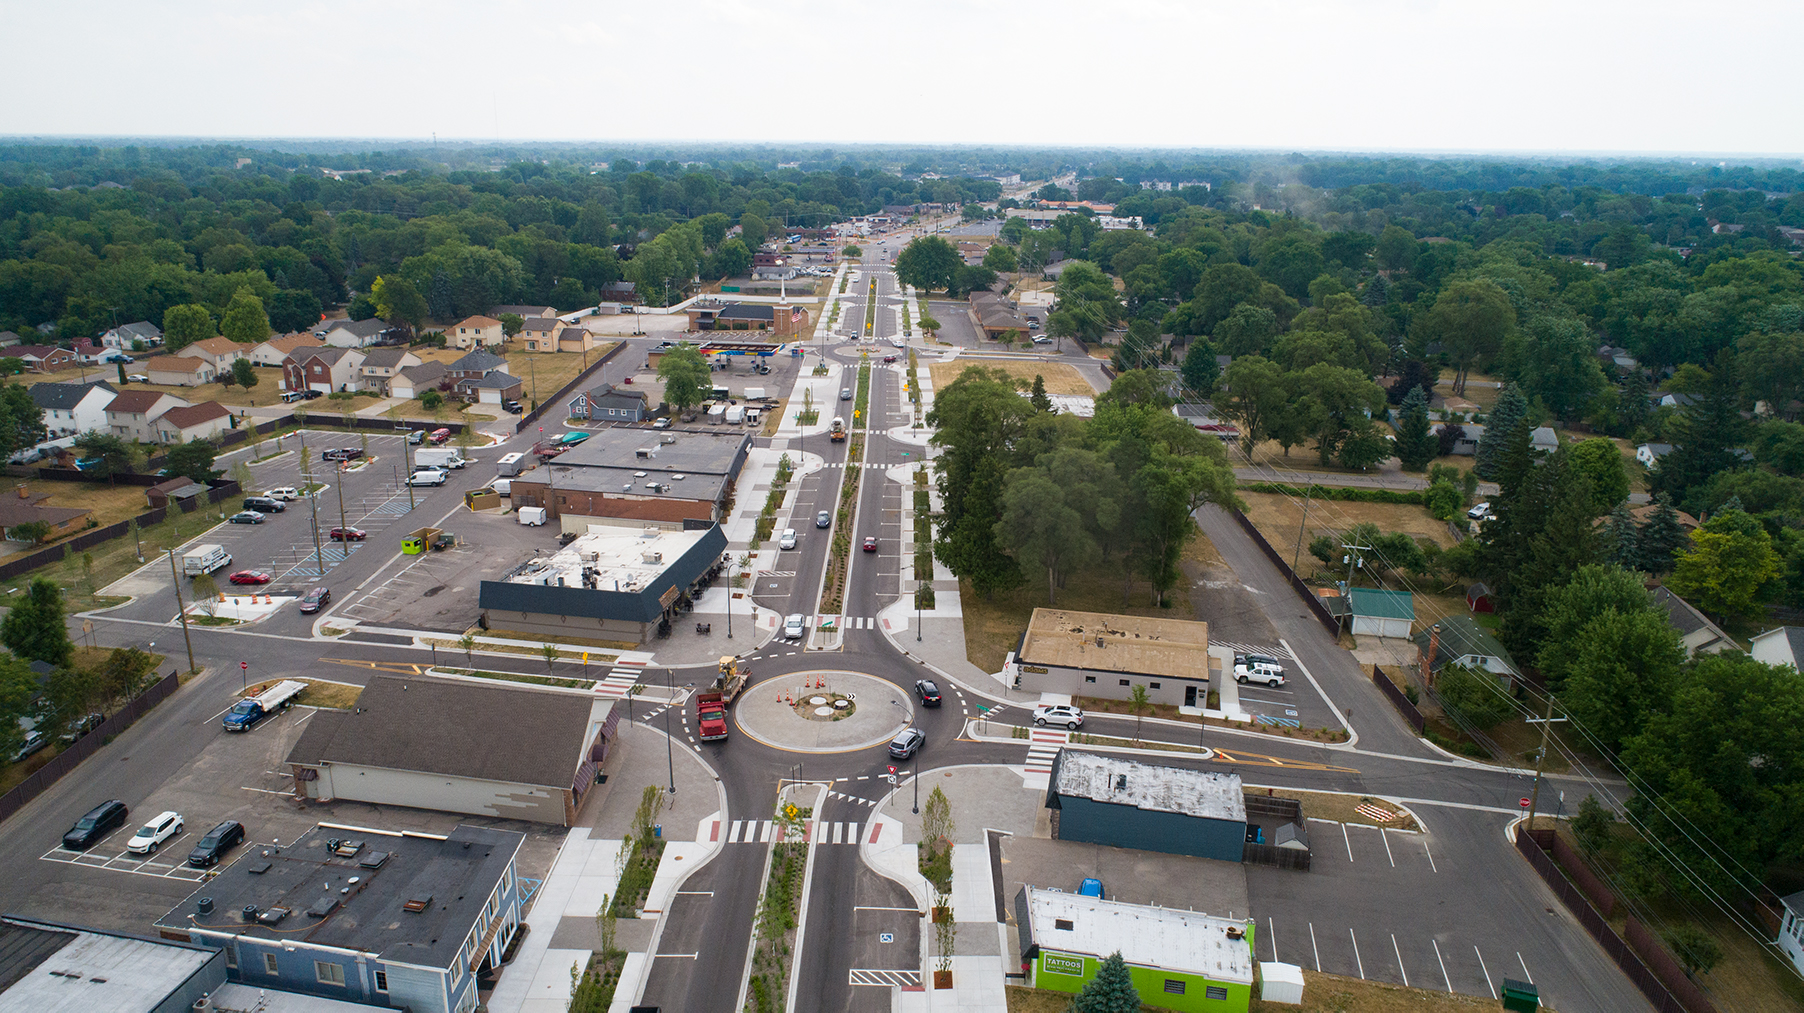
[734, 670, 912, 753]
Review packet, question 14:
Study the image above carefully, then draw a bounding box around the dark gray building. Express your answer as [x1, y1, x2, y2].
[479, 523, 729, 642]
[569, 382, 647, 422]
[1046, 749, 1245, 862]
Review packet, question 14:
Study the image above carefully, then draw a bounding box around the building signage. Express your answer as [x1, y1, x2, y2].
[659, 585, 682, 610]
[1043, 952, 1085, 977]
[1020, 664, 1049, 674]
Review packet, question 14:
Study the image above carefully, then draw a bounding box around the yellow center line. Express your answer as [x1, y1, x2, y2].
[1210, 748, 1358, 774]
[321, 658, 426, 675]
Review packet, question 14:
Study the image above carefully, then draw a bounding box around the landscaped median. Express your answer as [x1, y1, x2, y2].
[817, 364, 871, 622]
[746, 790, 813, 1013]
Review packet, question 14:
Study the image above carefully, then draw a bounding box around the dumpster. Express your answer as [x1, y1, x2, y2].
[1500, 978, 1538, 1012]
[402, 527, 442, 554]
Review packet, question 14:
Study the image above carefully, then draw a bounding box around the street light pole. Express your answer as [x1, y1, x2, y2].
[165, 549, 196, 674]
[665, 669, 676, 795]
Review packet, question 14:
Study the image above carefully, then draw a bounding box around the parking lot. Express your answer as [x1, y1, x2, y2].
[334, 506, 561, 633]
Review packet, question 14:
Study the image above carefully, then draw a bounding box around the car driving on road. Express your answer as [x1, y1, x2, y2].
[1033, 704, 1085, 729]
[888, 728, 926, 760]
[783, 614, 806, 639]
[914, 680, 941, 707]
[298, 587, 331, 614]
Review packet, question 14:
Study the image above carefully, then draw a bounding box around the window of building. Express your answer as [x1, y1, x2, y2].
[1149, 682, 1161, 690]
[263, 953, 279, 975]
[1163, 979, 1185, 994]
[1083, 676, 1096, 683]
[316, 961, 346, 986]
[1204, 985, 1229, 1000]
[1119, 679, 1130, 687]
[375, 970, 389, 992]
[224, 945, 237, 968]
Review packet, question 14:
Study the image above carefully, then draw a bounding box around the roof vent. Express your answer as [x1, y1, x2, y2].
[304, 898, 338, 919]
[358, 851, 390, 869]
[1054, 918, 1074, 931]
[258, 907, 291, 925]
[196, 897, 214, 915]
[331, 839, 364, 858]
[1115, 774, 1128, 791]
[403, 896, 433, 914]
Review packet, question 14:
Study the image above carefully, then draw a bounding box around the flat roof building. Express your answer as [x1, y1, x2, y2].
[0, 915, 225, 1013]
[1014, 886, 1255, 1013]
[479, 523, 729, 643]
[286, 674, 618, 825]
[156, 824, 526, 1013]
[1047, 749, 1246, 862]
[509, 428, 750, 531]
[1011, 608, 1214, 708]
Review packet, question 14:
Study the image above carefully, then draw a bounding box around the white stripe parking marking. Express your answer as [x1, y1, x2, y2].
[1349, 929, 1365, 979]
[1516, 952, 1533, 984]
[1309, 922, 1321, 971]
[1392, 934, 1409, 987]
[1475, 947, 1496, 998]
[1433, 938, 1451, 992]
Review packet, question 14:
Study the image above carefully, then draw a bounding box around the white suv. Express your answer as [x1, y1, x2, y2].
[1033, 704, 1085, 729]
[783, 614, 806, 639]
[1234, 662, 1286, 687]
[126, 811, 184, 854]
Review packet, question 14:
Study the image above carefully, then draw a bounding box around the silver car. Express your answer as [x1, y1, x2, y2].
[783, 614, 806, 639]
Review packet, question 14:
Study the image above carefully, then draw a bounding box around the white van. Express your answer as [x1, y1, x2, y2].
[493, 478, 512, 496]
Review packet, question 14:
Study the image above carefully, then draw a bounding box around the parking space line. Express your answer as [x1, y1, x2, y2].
[1516, 952, 1533, 984]
[1432, 938, 1451, 992]
[1475, 946, 1496, 998]
[1380, 828, 1395, 867]
[1342, 822, 1353, 861]
[1423, 838, 1438, 873]
[1391, 934, 1409, 986]
[1308, 922, 1320, 971]
[1267, 918, 1277, 961]
[1349, 929, 1364, 978]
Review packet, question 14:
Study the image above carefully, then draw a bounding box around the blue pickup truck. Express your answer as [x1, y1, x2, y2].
[223, 680, 306, 732]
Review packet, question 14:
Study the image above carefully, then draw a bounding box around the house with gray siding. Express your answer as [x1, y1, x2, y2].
[157, 824, 526, 1013]
[1046, 749, 1246, 862]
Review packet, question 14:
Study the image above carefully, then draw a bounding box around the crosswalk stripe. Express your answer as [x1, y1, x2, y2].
[730, 820, 743, 841]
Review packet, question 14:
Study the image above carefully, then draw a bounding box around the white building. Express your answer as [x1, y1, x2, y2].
[29, 381, 115, 444]
[1751, 627, 1804, 670]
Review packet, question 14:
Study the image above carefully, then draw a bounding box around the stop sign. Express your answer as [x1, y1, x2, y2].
[241, 662, 248, 671]
[1519, 797, 1531, 809]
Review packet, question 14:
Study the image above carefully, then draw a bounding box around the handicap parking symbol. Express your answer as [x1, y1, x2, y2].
[880, 933, 894, 944]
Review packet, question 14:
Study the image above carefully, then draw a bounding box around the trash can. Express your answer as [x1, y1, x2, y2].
[653, 824, 662, 839]
[1500, 978, 1538, 1012]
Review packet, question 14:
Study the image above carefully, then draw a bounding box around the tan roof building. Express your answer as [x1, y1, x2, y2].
[144, 355, 218, 387]
[1011, 608, 1216, 708]
[248, 332, 324, 367]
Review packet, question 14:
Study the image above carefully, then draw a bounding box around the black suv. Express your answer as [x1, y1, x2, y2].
[63, 799, 129, 850]
[187, 820, 245, 867]
[503, 400, 524, 414]
[321, 447, 364, 462]
[242, 496, 286, 513]
[914, 680, 942, 707]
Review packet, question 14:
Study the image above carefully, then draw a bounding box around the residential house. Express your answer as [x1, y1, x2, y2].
[105, 389, 190, 443]
[1596, 344, 1639, 373]
[0, 331, 22, 348]
[1650, 586, 1736, 658]
[517, 317, 560, 351]
[1465, 581, 1495, 613]
[968, 291, 1031, 338]
[1415, 614, 1519, 687]
[489, 304, 556, 321]
[181, 336, 250, 372]
[0, 495, 92, 543]
[144, 355, 217, 387]
[318, 318, 391, 348]
[390, 359, 449, 400]
[448, 314, 505, 350]
[100, 320, 161, 350]
[568, 383, 646, 422]
[459, 371, 524, 405]
[30, 381, 115, 442]
[358, 347, 422, 394]
[1171, 402, 1239, 442]
[1431, 422, 1484, 455]
[1348, 587, 1415, 638]
[751, 262, 798, 281]
[600, 281, 637, 304]
[1658, 392, 1698, 409]
[247, 332, 323, 367]
[283, 346, 366, 394]
[1778, 892, 1804, 978]
[1750, 627, 1804, 671]
[71, 338, 108, 364]
[557, 325, 601, 354]
[150, 401, 233, 445]
[1529, 426, 1559, 453]
[1636, 443, 1674, 469]
[446, 349, 510, 384]
[10, 345, 78, 372]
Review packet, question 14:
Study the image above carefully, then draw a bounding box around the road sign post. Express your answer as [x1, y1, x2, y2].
[241, 660, 249, 691]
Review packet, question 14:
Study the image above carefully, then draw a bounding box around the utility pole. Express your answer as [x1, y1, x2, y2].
[1291, 488, 1314, 573]
[165, 549, 196, 674]
[1526, 694, 1568, 825]
[334, 460, 349, 546]
[1341, 539, 1372, 591]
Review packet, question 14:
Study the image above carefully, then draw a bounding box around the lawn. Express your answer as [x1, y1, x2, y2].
[1237, 491, 1458, 583]
[22, 482, 170, 532]
[501, 344, 619, 405]
[93, 363, 305, 409]
[959, 562, 1192, 675]
[928, 359, 1095, 397]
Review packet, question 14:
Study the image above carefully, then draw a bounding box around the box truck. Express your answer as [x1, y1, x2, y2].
[724, 405, 745, 425]
[182, 544, 231, 576]
[414, 448, 466, 470]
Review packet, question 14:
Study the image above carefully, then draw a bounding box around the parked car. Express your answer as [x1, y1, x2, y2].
[125, 811, 184, 854]
[1033, 704, 1085, 729]
[298, 587, 331, 614]
[265, 487, 301, 501]
[779, 528, 798, 550]
[1234, 661, 1286, 687]
[406, 429, 425, 445]
[887, 728, 926, 760]
[1467, 502, 1493, 521]
[322, 447, 363, 462]
[187, 819, 245, 868]
[652, 418, 671, 429]
[126, 373, 149, 383]
[783, 614, 806, 639]
[59, 712, 103, 743]
[816, 510, 831, 528]
[429, 428, 451, 444]
[840, 388, 853, 400]
[62, 799, 129, 850]
[1235, 653, 1286, 672]
[503, 400, 524, 414]
[11, 729, 47, 762]
[228, 510, 265, 524]
[242, 496, 286, 513]
[301, 389, 324, 400]
[862, 536, 878, 552]
[408, 469, 448, 487]
[914, 680, 942, 707]
[227, 570, 271, 585]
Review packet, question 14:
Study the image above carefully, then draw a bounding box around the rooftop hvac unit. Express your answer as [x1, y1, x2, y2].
[634, 471, 648, 477]
[635, 447, 654, 458]
[642, 551, 663, 564]
[557, 576, 565, 586]
[622, 483, 633, 492]
[661, 435, 677, 445]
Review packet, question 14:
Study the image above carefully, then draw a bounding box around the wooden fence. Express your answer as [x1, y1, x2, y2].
[0, 480, 241, 584]
[0, 672, 180, 823]
[1369, 665, 1427, 734]
[1515, 826, 1717, 1013]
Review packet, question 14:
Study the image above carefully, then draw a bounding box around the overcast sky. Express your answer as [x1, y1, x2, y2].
[6, 0, 1803, 157]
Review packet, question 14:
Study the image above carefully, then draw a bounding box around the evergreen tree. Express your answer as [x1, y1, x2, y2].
[1638, 495, 1688, 575]
[1605, 501, 1643, 570]
[428, 269, 456, 320]
[1069, 951, 1140, 1013]
[1648, 353, 1748, 503]
[1362, 272, 1389, 307]
[0, 578, 72, 667]
[1475, 383, 1527, 480]
[1394, 385, 1437, 471]
[1029, 375, 1053, 412]
[1179, 339, 1219, 396]
[1619, 369, 1652, 433]
[1497, 450, 1602, 658]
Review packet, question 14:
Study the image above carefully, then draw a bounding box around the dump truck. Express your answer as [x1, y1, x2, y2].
[222, 679, 306, 732]
[829, 416, 846, 442]
[182, 544, 231, 577]
[402, 527, 442, 554]
[695, 691, 729, 742]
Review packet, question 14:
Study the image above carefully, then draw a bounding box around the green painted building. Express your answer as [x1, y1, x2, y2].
[1014, 885, 1255, 1012]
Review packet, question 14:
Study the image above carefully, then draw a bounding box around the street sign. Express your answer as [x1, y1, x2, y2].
[241, 662, 248, 671]
[887, 765, 896, 775]
[1519, 797, 1531, 809]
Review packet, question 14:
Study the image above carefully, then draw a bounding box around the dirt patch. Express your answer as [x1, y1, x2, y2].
[1237, 491, 1456, 582]
[928, 359, 1093, 397]
[1250, 787, 1420, 831]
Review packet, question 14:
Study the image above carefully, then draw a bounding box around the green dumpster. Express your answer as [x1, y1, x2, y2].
[1500, 978, 1538, 1012]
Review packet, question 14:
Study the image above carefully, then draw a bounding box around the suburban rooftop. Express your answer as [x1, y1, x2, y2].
[1019, 608, 1210, 679]
[1021, 886, 1254, 984]
[506, 525, 715, 595]
[1052, 749, 1246, 821]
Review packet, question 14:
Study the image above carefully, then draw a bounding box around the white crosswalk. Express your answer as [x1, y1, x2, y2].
[710, 819, 874, 844]
[594, 667, 644, 699]
[843, 616, 878, 630]
[850, 969, 922, 987]
[827, 790, 877, 807]
[1215, 640, 1294, 660]
[1026, 728, 1069, 774]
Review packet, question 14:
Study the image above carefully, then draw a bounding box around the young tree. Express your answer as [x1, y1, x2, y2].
[220, 288, 272, 343]
[230, 358, 258, 388]
[1069, 952, 1141, 1013]
[192, 573, 220, 618]
[1394, 386, 1437, 471]
[1128, 684, 1151, 742]
[657, 344, 711, 411]
[1, 578, 72, 666]
[1029, 375, 1052, 412]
